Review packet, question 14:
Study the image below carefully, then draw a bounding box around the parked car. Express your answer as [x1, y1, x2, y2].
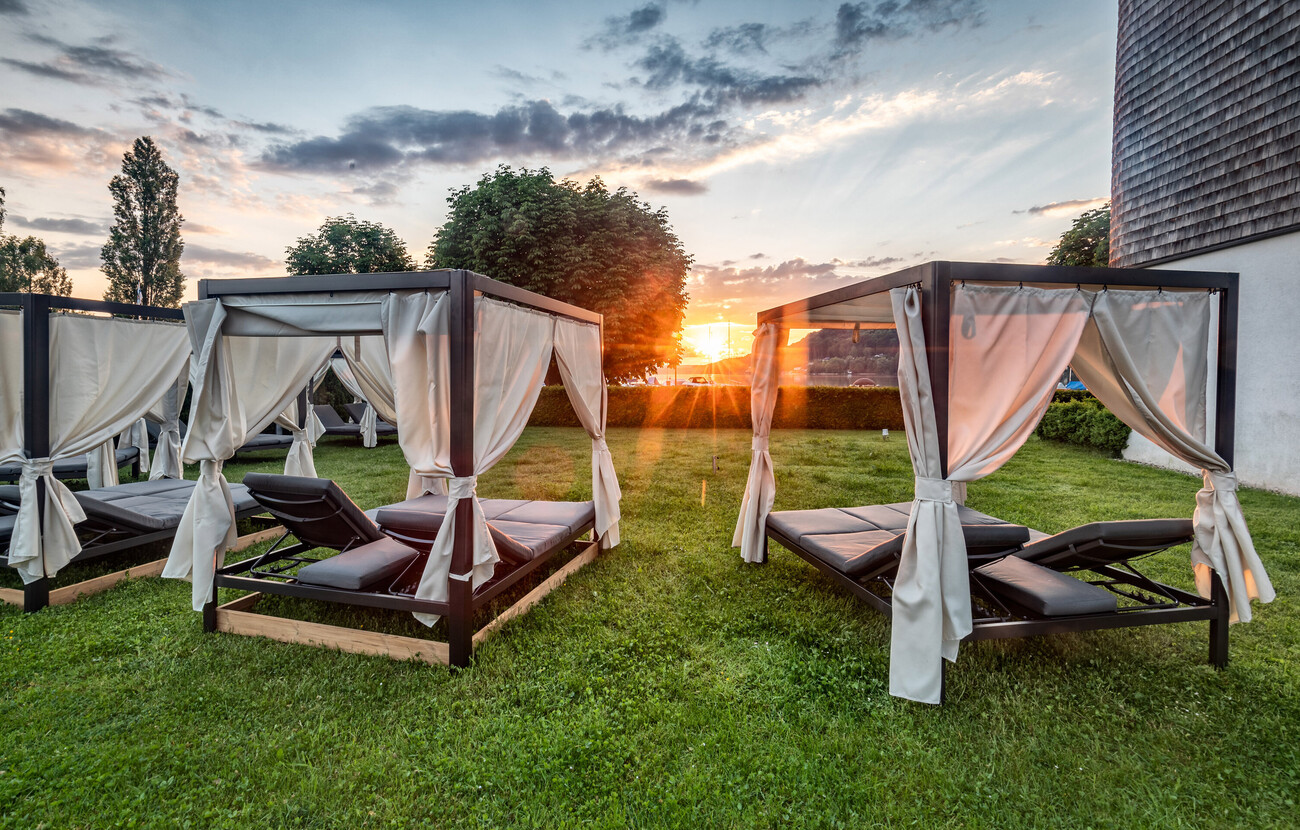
[681, 376, 715, 386]
[850, 377, 879, 387]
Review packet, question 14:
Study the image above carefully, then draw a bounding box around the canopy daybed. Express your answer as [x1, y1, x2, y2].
[734, 261, 1274, 704]
[163, 269, 622, 667]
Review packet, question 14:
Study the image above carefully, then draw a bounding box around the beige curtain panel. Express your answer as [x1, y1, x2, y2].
[333, 334, 397, 448]
[163, 300, 336, 610]
[9, 314, 191, 583]
[1071, 290, 1273, 622]
[733, 323, 785, 563]
[553, 317, 622, 548]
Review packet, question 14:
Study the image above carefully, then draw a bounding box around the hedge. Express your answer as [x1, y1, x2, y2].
[1035, 398, 1131, 456]
[529, 385, 906, 430]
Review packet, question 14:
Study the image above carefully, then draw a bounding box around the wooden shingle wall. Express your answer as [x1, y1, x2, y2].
[1111, 0, 1300, 267]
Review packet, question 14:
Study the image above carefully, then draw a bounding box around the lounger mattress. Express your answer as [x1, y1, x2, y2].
[0, 447, 140, 482]
[768, 501, 1030, 578]
[77, 479, 260, 532]
[373, 497, 595, 561]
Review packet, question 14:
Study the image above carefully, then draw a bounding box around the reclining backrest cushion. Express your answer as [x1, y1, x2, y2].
[342, 403, 366, 424]
[243, 472, 383, 550]
[312, 405, 348, 428]
[1015, 518, 1194, 568]
[375, 508, 534, 564]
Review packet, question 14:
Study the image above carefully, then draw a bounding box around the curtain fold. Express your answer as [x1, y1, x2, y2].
[149, 368, 188, 480]
[733, 323, 785, 562]
[0, 310, 22, 469]
[9, 314, 191, 583]
[275, 399, 326, 478]
[86, 438, 120, 489]
[1071, 290, 1273, 622]
[383, 293, 554, 626]
[163, 300, 336, 610]
[553, 318, 621, 548]
[889, 284, 1090, 703]
[117, 418, 151, 476]
[331, 337, 395, 449]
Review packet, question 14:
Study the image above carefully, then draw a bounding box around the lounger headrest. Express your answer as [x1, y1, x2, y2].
[375, 508, 534, 563]
[1016, 518, 1194, 568]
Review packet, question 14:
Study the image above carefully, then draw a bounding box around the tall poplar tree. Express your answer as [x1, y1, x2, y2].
[100, 137, 186, 307]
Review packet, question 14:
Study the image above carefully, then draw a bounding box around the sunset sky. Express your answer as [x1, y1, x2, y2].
[1, 0, 1117, 360]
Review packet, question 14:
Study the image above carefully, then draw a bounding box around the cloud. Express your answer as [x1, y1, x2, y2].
[832, 256, 904, 268]
[8, 215, 104, 235]
[635, 37, 821, 106]
[7, 35, 170, 86]
[0, 0, 27, 13]
[350, 180, 401, 205]
[183, 244, 276, 271]
[589, 4, 666, 49]
[834, 0, 985, 57]
[1014, 197, 1108, 217]
[0, 108, 116, 173]
[50, 242, 103, 269]
[703, 23, 772, 55]
[185, 223, 223, 234]
[0, 108, 93, 137]
[643, 177, 708, 195]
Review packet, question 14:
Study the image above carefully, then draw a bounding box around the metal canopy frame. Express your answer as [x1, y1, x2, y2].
[754, 261, 1240, 676]
[0, 293, 186, 612]
[196, 270, 605, 667]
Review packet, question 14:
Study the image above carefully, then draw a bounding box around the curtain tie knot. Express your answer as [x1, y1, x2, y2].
[21, 457, 54, 480]
[198, 459, 224, 480]
[914, 476, 953, 503]
[1204, 470, 1237, 493]
[593, 437, 610, 453]
[751, 436, 770, 452]
[448, 475, 477, 499]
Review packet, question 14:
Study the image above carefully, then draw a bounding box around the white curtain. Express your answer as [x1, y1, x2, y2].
[1072, 290, 1273, 622]
[733, 323, 785, 562]
[148, 368, 189, 480]
[116, 419, 151, 477]
[275, 398, 327, 478]
[382, 293, 554, 625]
[9, 314, 191, 583]
[163, 299, 336, 610]
[889, 284, 1090, 703]
[553, 318, 622, 548]
[0, 310, 22, 470]
[86, 438, 121, 489]
[331, 335, 395, 448]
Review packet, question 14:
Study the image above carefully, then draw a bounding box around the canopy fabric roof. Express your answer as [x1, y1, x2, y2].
[163, 271, 620, 634]
[736, 261, 1272, 705]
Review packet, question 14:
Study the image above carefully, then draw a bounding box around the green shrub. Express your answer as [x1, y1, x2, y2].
[528, 385, 906, 430]
[1036, 399, 1131, 456]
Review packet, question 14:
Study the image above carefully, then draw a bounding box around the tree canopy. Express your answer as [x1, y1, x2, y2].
[101, 137, 186, 307]
[285, 215, 415, 275]
[1046, 202, 1110, 267]
[427, 166, 691, 382]
[0, 186, 73, 296]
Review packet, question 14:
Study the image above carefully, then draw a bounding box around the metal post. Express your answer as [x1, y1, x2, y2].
[447, 271, 476, 667]
[21, 294, 51, 613]
[1209, 572, 1229, 668]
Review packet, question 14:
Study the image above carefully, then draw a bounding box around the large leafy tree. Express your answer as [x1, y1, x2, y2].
[0, 186, 73, 296]
[101, 137, 186, 307]
[285, 215, 415, 275]
[428, 167, 691, 381]
[1046, 202, 1110, 267]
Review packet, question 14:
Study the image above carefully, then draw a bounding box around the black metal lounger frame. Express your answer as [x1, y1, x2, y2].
[754, 261, 1241, 688]
[1, 293, 191, 612]
[196, 269, 605, 667]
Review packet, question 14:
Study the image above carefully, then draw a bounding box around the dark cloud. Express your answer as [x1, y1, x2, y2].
[230, 120, 295, 135]
[832, 256, 904, 268]
[258, 98, 743, 174]
[185, 223, 223, 234]
[183, 244, 276, 271]
[589, 4, 666, 49]
[0, 0, 28, 14]
[834, 0, 984, 57]
[636, 38, 820, 106]
[351, 180, 400, 205]
[9, 215, 104, 235]
[50, 242, 102, 269]
[1014, 197, 1107, 215]
[703, 23, 770, 54]
[12, 35, 170, 85]
[0, 108, 92, 137]
[643, 178, 708, 195]
[749, 252, 766, 259]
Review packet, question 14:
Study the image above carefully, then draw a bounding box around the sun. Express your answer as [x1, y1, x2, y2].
[681, 322, 741, 363]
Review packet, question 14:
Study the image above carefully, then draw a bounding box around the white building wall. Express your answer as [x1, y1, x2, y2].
[1124, 231, 1300, 495]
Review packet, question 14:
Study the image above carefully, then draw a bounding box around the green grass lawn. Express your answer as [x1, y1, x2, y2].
[2, 428, 1297, 828]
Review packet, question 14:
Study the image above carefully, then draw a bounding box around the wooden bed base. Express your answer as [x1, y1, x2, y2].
[0, 526, 284, 609]
[209, 541, 599, 665]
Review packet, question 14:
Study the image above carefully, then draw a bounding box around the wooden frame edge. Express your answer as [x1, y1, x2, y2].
[473, 541, 599, 647]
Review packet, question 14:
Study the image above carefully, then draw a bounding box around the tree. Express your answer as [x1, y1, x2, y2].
[427, 166, 691, 382]
[101, 137, 186, 307]
[285, 215, 415, 275]
[1046, 202, 1110, 267]
[0, 186, 73, 296]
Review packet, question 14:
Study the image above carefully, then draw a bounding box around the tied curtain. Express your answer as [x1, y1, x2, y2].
[382, 293, 554, 626]
[113, 367, 191, 483]
[889, 284, 1090, 703]
[9, 314, 192, 583]
[732, 323, 786, 562]
[553, 317, 622, 548]
[331, 335, 396, 448]
[0, 310, 24, 479]
[274, 397, 327, 479]
[163, 299, 336, 610]
[1072, 290, 1273, 622]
